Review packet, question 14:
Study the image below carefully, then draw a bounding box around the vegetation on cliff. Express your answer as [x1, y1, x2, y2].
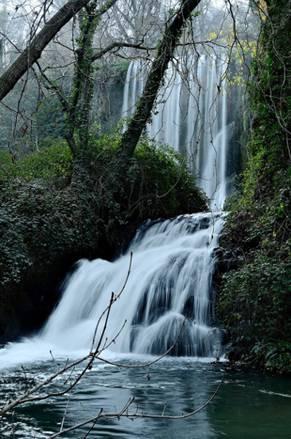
[217, 0, 291, 374]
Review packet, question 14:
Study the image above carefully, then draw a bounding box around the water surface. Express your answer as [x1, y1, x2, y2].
[0, 357, 290, 438]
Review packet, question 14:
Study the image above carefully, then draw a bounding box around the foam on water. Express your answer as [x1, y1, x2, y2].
[0, 213, 224, 369]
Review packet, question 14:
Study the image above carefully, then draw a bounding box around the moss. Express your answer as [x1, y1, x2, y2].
[217, 0, 291, 374]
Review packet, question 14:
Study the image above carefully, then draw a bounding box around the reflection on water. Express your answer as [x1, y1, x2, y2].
[0, 358, 291, 438]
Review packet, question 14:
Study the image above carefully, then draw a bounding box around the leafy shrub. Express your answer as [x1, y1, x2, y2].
[17, 142, 72, 180]
[0, 142, 73, 183]
[0, 150, 16, 182]
[219, 253, 291, 373]
[81, 134, 206, 219]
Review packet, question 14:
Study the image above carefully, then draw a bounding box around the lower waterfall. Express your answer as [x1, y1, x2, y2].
[0, 213, 224, 367]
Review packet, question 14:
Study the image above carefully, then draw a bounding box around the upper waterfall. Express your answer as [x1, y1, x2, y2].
[122, 54, 232, 210]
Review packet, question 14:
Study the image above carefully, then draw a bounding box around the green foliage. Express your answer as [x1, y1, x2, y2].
[0, 142, 72, 183]
[1, 133, 205, 219]
[218, 0, 291, 374]
[219, 254, 291, 373]
[78, 133, 206, 221]
[134, 139, 203, 213]
[16, 142, 72, 181]
[0, 150, 16, 181]
[219, 176, 291, 374]
[240, 145, 265, 207]
[250, 341, 291, 375]
[106, 60, 129, 78]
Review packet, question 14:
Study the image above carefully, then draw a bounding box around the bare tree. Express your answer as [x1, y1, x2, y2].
[21, 0, 203, 160]
[119, 0, 202, 157]
[0, 0, 104, 102]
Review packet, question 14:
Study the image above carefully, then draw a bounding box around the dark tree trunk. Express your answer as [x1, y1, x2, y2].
[119, 0, 201, 157]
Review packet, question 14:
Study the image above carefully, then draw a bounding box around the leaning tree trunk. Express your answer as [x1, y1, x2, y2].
[119, 0, 202, 157]
[0, 0, 117, 102]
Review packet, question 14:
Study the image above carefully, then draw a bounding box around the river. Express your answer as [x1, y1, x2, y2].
[0, 357, 290, 438]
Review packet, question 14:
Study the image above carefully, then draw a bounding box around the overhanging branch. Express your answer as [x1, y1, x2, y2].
[119, 0, 202, 157]
[0, 0, 118, 102]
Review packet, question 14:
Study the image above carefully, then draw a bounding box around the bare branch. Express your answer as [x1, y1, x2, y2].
[120, 0, 202, 156]
[48, 381, 223, 438]
[0, 0, 101, 102]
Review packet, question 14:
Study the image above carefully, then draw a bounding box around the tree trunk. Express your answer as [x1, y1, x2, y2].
[0, 0, 93, 102]
[68, 2, 101, 152]
[119, 0, 201, 157]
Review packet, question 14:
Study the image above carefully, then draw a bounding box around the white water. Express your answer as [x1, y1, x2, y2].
[0, 213, 224, 368]
[122, 54, 232, 210]
[0, 54, 232, 369]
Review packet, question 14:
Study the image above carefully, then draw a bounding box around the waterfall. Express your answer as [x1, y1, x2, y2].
[0, 213, 224, 367]
[0, 54, 233, 368]
[41, 213, 223, 357]
[121, 60, 145, 122]
[148, 66, 183, 150]
[121, 53, 232, 210]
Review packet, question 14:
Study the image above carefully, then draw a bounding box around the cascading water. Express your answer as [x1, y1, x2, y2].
[121, 60, 145, 122]
[0, 53, 232, 368]
[121, 53, 233, 210]
[42, 213, 224, 357]
[0, 213, 224, 368]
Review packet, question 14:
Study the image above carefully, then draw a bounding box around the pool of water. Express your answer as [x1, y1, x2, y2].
[0, 357, 290, 438]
